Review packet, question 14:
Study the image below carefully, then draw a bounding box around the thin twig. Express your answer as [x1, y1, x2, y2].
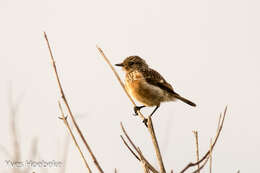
[137, 148, 150, 173]
[96, 46, 145, 122]
[58, 102, 92, 173]
[147, 116, 166, 173]
[44, 32, 104, 173]
[192, 131, 200, 173]
[192, 155, 210, 173]
[120, 123, 159, 173]
[209, 138, 213, 173]
[8, 86, 22, 173]
[179, 106, 227, 173]
[217, 114, 222, 131]
[120, 122, 139, 152]
[120, 135, 140, 161]
[8, 87, 21, 163]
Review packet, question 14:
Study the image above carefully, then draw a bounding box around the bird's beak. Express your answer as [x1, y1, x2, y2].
[115, 63, 124, 67]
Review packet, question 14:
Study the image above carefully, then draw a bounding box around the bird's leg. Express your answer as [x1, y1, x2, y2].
[142, 104, 160, 127]
[149, 104, 160, 117]
[143, 118, 148, 127]
[133, 105, 146, 116]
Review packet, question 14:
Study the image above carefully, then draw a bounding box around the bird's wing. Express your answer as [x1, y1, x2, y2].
[141, 68, 179, 95]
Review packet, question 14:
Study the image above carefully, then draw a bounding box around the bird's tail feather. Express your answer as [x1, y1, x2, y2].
[174, 94, 196, 107]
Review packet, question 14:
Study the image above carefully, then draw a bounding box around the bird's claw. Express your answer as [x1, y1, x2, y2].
[133, 105, 145, 116]
[143, 118, 148, 127]
[58, 115, 68, 120]
[133, 106, 139, 116]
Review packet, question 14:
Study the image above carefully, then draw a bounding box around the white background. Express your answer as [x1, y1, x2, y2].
[0, 0, 259, 172]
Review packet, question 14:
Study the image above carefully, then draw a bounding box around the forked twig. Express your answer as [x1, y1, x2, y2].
[137, 148, 150, 173]
[59, 134, 69, 173]
[120, 135, 140, 161]
[44, 32, 104, 173]
[120, 123, 159, 173]
[58, 102, 92, 173]
[192, 155, 210, 173]
[179, 106, 227, 173]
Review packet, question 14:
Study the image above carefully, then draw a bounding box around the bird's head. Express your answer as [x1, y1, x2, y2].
[115, 56, 148, 72]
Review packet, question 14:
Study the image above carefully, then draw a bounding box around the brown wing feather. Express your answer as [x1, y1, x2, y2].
[141, 68, 178, 95]
[141, 68, 196, 107]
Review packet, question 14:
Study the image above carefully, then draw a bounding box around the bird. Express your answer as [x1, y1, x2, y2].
[115, 56, 196, 124]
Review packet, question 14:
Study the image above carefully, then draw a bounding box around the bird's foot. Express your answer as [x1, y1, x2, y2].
[58, 115, 68, 120]
[133, 105, 145, 116]
[143, 118, 148, 127]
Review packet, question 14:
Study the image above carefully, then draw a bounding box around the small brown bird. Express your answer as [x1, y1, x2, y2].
[115, 56, 196, 123]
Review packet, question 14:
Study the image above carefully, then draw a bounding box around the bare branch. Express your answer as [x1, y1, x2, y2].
[209, 138, 213, 173]
[137, 148, 150, 173]
[44, 32, 104, 173]
[136, 149, 156, 173]
[217, 114, 222, 131]
[8, 87, 21, 163]
[192, 155, 210, 173]
[147, 116, 166, 173]
[58, 102, 92, 173]
[192, 131, 200, 173]
[179, 106, 227, 173]
[120, 135, 140, 161]
[120, 122, 139, 154]
[7, 86, 23, 173]
[120, 123, 159, 173]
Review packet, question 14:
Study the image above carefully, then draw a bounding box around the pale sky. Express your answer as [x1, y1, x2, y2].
[0, 0, 260, 172]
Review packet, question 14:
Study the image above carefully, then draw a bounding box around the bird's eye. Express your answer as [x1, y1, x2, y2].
[129, 62, 134, 66]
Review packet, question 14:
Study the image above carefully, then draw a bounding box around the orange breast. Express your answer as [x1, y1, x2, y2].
[125, 70, 165, 106]
[126, 78, 163, 106]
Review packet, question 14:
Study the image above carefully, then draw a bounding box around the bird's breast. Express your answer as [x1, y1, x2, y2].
[125, 71, 144, 97]
[125, 71, 164, 106]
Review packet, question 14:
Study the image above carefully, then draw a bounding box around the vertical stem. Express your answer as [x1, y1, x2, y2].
[138, 148, 150, 173]
[147, 116, 166, 173]
[58, 102, 92, 173]
[193, 131, 200, 173]
[209, 138, 213, 173]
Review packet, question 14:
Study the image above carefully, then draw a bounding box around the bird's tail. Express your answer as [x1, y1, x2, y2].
[174, 94, 196, 107]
